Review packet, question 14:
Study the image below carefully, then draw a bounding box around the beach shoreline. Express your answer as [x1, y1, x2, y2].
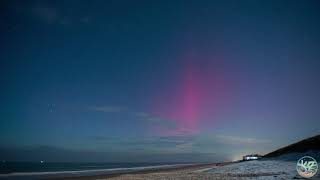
[46, 158, 311, 180]
[47, 162, 229, 180]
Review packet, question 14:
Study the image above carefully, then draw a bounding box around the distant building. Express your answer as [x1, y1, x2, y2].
[243, 154, 262, 161]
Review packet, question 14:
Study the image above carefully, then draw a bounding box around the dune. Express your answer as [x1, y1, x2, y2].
[264, 134, 320, 158]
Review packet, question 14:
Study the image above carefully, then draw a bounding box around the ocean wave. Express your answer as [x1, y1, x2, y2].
[0, 163, 192, 178]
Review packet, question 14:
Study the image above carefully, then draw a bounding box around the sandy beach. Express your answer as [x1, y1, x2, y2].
[50, 162, 283, 180]
[48, 159, 309, 180]
[48, 163, 227, 180]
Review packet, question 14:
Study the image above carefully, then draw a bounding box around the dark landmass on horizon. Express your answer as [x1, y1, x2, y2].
[264, 134, 320, 157]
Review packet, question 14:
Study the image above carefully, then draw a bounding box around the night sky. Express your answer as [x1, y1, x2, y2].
[1, 0, 320, 162]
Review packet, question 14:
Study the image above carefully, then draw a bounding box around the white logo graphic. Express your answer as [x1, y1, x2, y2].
[296, 156, 318, 178]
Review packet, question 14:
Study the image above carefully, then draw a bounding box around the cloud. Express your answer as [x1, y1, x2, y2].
[148, 135, 195, 145]
[132, 112, 177, 128]
[141, 135, 197, 153]
[134, 112, 149, 117]
[89, 106, 177, 128]
[88, 133, 271, 160]
[91, 136, 113, 141]
[175, 142, 194, 150]
[89, 134, 196, 153]
[215, 135, 271, 145]
[137, 135, 197, 153]
[157, 126, 197, 137]
[90, 106, 127, 113]
[144, 116, 177, 128]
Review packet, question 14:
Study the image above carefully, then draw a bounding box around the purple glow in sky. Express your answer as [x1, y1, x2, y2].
[152, 58, 229, 136]
[1, 0, 320, 163]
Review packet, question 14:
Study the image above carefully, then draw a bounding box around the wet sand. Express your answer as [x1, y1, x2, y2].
[49, 162, 232, 180]
[47, 160, 306, 180]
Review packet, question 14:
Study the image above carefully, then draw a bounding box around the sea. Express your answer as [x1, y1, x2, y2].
[0, 162, 190, 180]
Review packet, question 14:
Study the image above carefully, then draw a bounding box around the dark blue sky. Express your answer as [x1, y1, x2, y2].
[1, 0, 320, 162]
